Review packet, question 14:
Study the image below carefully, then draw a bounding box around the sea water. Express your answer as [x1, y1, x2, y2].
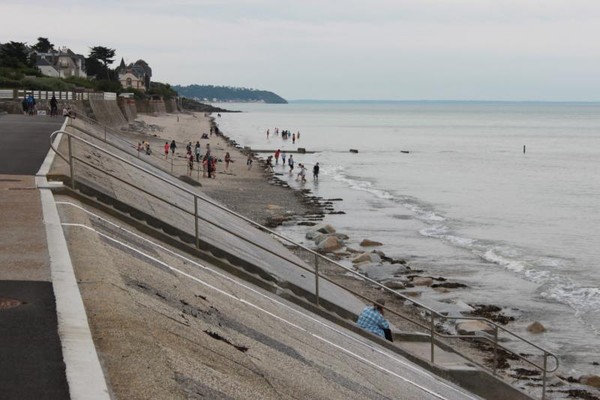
[215, 101, 600, 375]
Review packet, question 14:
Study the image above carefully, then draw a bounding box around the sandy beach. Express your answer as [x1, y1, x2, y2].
[132, 112, 321, 226]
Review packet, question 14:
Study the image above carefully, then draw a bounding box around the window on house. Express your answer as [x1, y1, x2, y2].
[126, 78, 132, 87]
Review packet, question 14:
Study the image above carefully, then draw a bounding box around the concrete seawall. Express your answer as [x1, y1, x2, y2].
[88, 99, 128, 127]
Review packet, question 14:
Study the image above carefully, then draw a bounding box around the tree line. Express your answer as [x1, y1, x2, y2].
[0, 37, 176, 99]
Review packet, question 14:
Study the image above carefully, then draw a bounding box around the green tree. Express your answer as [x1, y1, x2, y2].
[0, 41, 32, 68]
[31, 37, 54, 53]
[88, 46, 115, 79]
[84, 56, 105, 79]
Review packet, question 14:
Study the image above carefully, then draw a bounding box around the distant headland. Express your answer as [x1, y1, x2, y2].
[172, 84, 287, 104]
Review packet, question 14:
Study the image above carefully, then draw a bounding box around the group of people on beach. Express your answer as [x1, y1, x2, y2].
[157, 137, 233, 179]
[266, 128, 300, 144]
[270, 149, 319, 182]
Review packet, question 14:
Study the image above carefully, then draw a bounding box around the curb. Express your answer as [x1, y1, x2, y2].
[36, 121, 111, 400]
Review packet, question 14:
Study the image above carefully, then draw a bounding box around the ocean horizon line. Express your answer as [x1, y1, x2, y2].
[287, 99, 600, 105]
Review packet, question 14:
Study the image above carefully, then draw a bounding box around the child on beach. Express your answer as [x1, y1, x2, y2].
[296, 164, 306, 182]
[288, 155, 294, 173]
[247, 155, 253, 170]
[164, 142, 169, 159]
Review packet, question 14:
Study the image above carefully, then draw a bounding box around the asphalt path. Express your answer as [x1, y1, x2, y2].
[0, 281, 70, 400]
[0, 113, 70, 399]
[0, 114, 64, 175]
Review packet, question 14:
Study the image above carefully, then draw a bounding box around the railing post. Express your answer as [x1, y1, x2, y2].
[68, 135, 75, 189]
[493, 325, 498, 375]
[194, 196, 199, 249]
[314, 254, 320, 306]
[104, 126, 107, 142]
[171, 155, 174, 173]
[542, 353, 548, 400]
[430, 312, 435, 364]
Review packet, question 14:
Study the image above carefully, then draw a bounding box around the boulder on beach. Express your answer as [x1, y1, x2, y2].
[316, 224, 336, 234]
[456, 320, 495, 336]
[527, 321, 546, 334]
[352, 252, 382, 264]
[318, 236, 343, 252]
[580, 375, 600, 388]
[384, 281, 405, 290]
[313, 233, 329, 244]
[358, 264, 410, 282]
[352, 253, 372, 264]
[412, 277, 434, 287]
[305, 231, 317, 240]
[360, 239, 383, 247]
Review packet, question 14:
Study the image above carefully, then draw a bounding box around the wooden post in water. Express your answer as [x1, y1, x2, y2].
[523, 145, 526, 154]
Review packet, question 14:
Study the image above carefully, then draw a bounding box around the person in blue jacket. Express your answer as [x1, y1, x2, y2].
[356, 298, 392, 341]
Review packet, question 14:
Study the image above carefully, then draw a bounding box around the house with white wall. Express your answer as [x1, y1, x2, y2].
[35, 47, 86, 78]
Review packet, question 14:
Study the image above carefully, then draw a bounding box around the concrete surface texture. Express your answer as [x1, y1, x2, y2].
[56, 197, 480, 400]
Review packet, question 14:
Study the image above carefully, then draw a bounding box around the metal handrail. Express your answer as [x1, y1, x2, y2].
[69, 115, 195, 169]
[49, 126, 559, 399]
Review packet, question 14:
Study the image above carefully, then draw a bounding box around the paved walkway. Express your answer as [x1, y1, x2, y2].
[0, 114, 108, 400]
[0, 114, 70, 399]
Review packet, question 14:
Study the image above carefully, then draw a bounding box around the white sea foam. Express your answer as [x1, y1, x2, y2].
[482, 249, 528, 273]
[328, 165, 394, 200]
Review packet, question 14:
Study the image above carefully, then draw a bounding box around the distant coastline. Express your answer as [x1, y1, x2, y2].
[173, 84, 287, 104]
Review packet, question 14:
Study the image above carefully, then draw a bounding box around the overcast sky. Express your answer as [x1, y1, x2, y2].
[2, 0, 600, 101]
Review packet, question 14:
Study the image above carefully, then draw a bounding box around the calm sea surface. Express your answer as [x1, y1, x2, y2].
[215, 101, 600, 375]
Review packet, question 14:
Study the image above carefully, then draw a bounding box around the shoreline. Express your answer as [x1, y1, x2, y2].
[131, 111, 600, 399]
[130, 112, 327, 228]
